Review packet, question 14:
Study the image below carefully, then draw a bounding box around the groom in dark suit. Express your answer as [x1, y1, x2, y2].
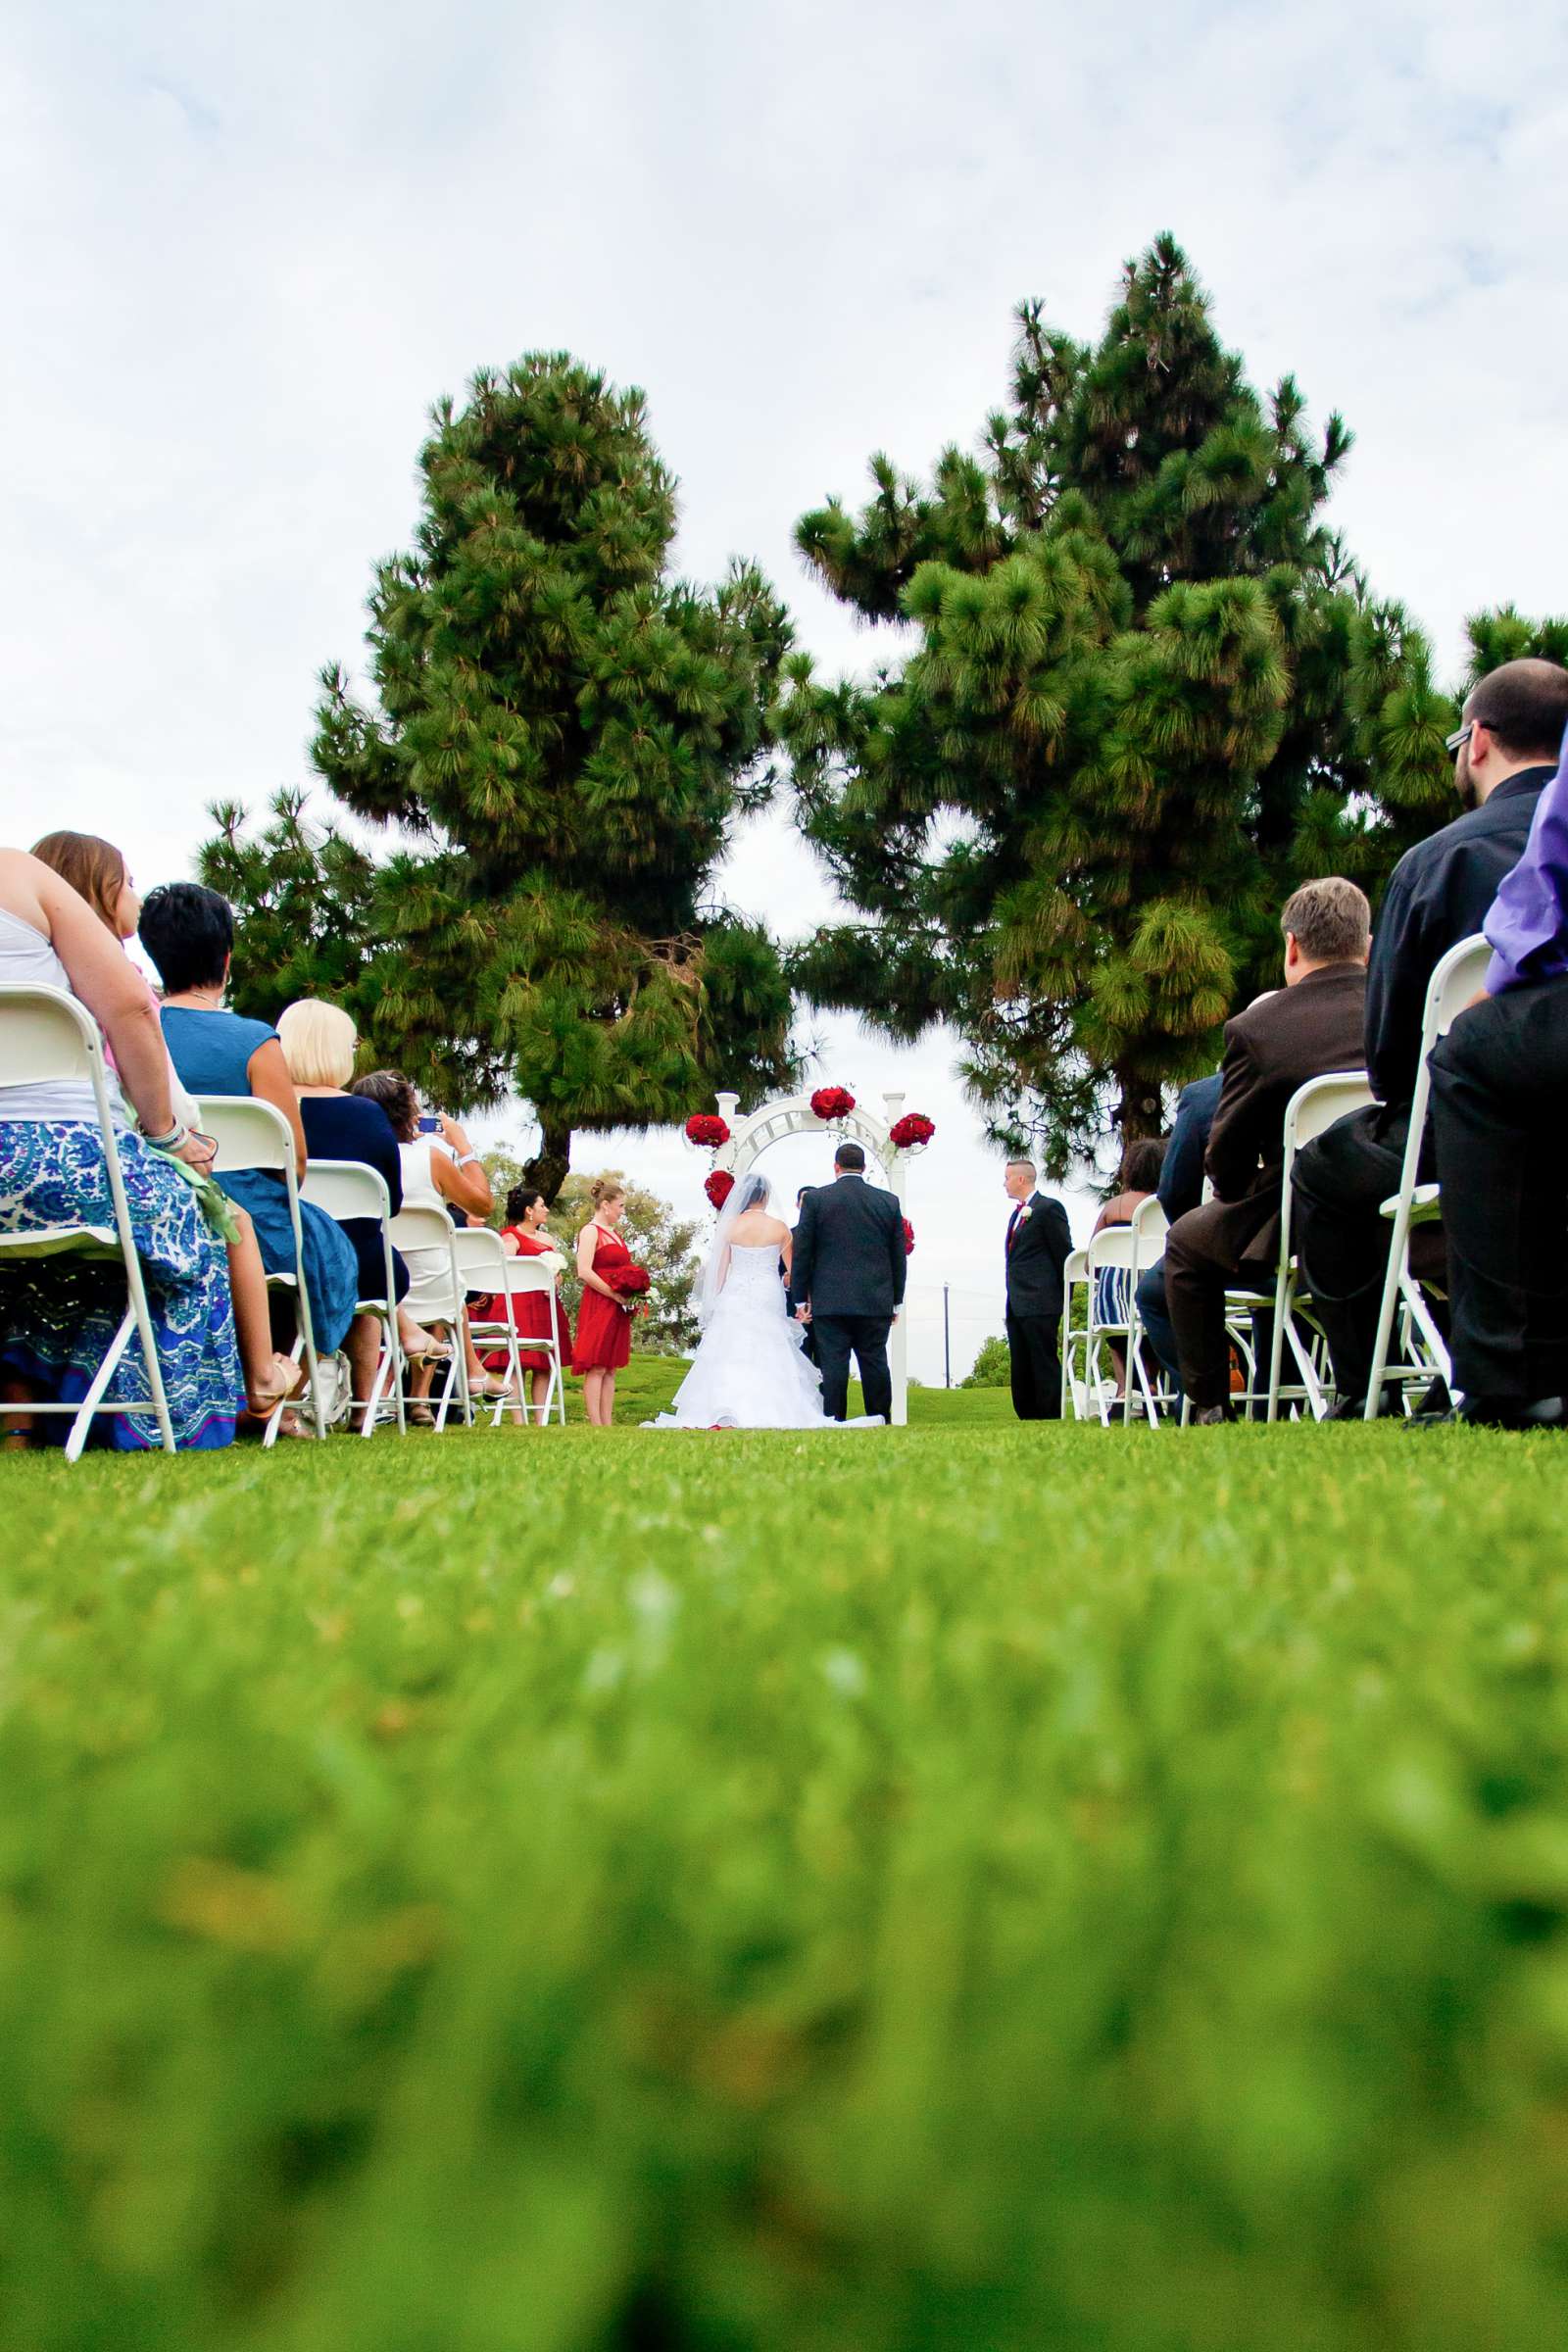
[1004, 1158, 1073, 1420]
[789, 1144, 906, 1421]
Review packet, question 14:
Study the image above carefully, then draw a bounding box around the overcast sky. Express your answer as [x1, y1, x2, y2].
[5, 1, 1566, 1379]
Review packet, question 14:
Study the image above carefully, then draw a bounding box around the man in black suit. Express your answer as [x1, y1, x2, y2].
[1291, 657, 1568, 1411]
[1003, 1158, 1073, 1420]
[1164, 878, 1370, 1423]
[788, 1144, 906, 1421]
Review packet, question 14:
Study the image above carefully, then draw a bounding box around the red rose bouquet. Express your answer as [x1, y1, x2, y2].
[903, 1218, 915, 1255]
[889, 1112, 935, 1151]
[685, 1112, 730, 1149]
[809, 1085, 857, 1121]
[604, 1261, 651, 1310]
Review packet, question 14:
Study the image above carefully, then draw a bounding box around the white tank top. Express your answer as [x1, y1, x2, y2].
[0, 906, 126, 1125]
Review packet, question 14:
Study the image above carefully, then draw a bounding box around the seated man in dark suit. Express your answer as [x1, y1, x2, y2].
[1292, 657, 1568, 1411]
[1165, 878, 1371, 1424]
[788, 1144, 906, 1421]
[1003, 1157, 1073, 1420]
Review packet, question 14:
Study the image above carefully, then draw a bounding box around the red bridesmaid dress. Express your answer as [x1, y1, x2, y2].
[571, 1225, 634, 1373]
[480, 1228, 572, 1374]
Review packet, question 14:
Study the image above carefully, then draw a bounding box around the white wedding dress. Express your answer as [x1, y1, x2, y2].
[648, 1243, 882, 1430]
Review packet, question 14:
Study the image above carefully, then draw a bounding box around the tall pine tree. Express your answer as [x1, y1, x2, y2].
[203, 356, 797, 1199]
[780, 235, 1465, 1163]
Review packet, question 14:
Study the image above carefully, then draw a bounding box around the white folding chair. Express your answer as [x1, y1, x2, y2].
[1059, 1249, 1090, 1419]
[464, 1244, 567, 1426]
[1122, 1197, 1172, 1427]
[1262, 1072, 1377, 1420]
[389, 1199, 473, 1432]
[1363, 933, 1493, 1417]
[0, 983, 175, 1458]
[193, 1094, 327, 1444]
[452, 1226, 527, 1427]
[300, 1160, 406, 1437]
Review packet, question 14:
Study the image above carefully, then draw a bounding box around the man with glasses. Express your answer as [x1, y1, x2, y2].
[1292, 657, 1568, 1415]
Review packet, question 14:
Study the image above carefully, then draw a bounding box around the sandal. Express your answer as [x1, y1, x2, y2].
[246, 1350, 306, 1419]
[408, 1402, 437, 1429]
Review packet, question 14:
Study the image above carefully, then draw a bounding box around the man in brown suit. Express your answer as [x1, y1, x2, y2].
[1164, 878, 1371, 1424]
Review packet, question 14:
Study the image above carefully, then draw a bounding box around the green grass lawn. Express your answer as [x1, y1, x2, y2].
[4, 1397, 1568, 2349]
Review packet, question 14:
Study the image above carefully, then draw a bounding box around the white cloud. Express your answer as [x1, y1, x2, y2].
[4, 0, 1565, 1377]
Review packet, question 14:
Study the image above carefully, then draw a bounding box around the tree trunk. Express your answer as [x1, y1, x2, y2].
[1113, 1064, 1165, 1145]
[523, 1120, 572, 1206]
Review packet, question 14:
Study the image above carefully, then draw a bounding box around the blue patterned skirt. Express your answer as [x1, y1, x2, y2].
[220, 1169, 359, 1354]
[0, 1120, 243, 1450]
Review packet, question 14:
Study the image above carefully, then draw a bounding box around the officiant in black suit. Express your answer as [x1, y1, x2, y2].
[1004, 1157, 1073, 1420]
[789, 1145, 906, 1421]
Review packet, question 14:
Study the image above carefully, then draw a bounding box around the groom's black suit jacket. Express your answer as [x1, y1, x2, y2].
[789, 1174, 907, 1320]
[1004, 1191, 1072, 1318]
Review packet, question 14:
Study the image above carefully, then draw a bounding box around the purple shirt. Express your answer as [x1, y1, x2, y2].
[1485, 725, 1568, 994]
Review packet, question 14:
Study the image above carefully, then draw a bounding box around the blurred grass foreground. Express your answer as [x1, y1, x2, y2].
[4, 1400, 1568, 2350]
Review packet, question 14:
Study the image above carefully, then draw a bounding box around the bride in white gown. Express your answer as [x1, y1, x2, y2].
[648, 1173, 883, 1430]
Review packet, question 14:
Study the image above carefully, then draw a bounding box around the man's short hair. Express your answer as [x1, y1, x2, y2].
[1280, 877, 1371, 964]
[1006, 1156, 1037, 1178]
[1465, 658, 1568, 762]
[834, 1142, 865, 1171]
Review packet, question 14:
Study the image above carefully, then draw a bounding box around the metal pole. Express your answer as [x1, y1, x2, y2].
[943, 1285, 951, 1388]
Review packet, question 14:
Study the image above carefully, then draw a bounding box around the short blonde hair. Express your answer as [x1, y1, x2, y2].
[277, 999, 358, 1088]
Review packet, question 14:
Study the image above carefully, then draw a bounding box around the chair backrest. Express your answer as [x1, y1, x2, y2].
[193, 1093, 295, 1175]
[452, 1226, 508, 1289]
[1424, 932, 1493, 1053]
[388, 1200, 460, 1258]
[1395, 932, 1494, 1196]
[1284, 1071, 1376, 1161]
[0, 982, 115, 1102]
[301, 1158, 391, 1225]
[497, 1255, 563, 1298]
[1087, 1223, 1139, 1274]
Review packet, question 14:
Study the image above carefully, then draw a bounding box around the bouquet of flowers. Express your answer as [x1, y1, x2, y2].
[903, 1218, 915, 1255]
[705, 1169, 735, 1209]
[604, 1261, 651, 1313]
[889, 1112, 935, 1151]
[809, 1085, 857, 1121]
[684, 1112, 730, 1149]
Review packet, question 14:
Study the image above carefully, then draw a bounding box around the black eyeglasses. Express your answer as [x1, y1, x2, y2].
[1445, 719, 1485, 756]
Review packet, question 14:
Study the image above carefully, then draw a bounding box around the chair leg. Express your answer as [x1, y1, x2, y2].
[1364, 1209, 1411, 1421]
[65, 1307, 136, 1464]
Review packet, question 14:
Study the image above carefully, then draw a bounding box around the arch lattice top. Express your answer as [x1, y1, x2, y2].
[711, 1091, 909, 1178]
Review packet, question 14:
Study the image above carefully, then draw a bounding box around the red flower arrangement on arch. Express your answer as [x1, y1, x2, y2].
[903, 1218, 915, 1255]
[809, 1085, 857, 1121]
[705, 1169, 736, 1210]
[684, 1112, 730, 1149]
[888, 1112, 935, 1151]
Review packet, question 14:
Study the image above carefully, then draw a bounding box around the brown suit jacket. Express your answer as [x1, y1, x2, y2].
[1197, 960, 1368, 1273]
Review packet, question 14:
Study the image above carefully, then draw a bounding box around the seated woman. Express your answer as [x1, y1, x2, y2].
[28, 839, 304, 1428]
[274, 1000, 446, 1408]
[349, 1069, 497, 1424]
[480, 1183, 571, 1426]
[137, 884, 360, 1418]
[1091, 1136, 1168, 1409]
[0, 846, 242, 1450]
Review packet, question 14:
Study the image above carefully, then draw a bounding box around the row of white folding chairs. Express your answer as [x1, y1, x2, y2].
[1061, 1196, 1173, 1425]
[0, 983, 566, 1462]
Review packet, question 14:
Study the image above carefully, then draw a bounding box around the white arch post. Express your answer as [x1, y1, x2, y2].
[710, 1088, 914, 1425]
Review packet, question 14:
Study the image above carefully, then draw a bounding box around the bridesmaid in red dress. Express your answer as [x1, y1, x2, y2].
[485, 1184, 571, 1425]
[572, 1179, 635, 1426]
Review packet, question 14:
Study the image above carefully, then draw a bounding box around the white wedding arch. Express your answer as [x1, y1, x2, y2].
[706, 1088, 919, 1426]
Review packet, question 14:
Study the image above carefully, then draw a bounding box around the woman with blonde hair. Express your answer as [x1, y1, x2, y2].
[571, 1178, 639, 1426]
[275, 1000, 448, 1409]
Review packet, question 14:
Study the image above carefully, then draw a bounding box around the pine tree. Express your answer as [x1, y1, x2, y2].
[780, 235, 1466, 1165]
[203, 356, 797, 1199]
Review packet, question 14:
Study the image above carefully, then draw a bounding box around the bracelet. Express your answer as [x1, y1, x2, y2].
[455, 1152, 480, 1168]
[144, 1121, 189, 1152]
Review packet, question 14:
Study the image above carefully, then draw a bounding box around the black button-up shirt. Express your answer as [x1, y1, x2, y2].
[1366, 767, 1554, 1107]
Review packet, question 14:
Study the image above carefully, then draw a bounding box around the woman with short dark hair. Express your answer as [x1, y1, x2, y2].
[476, 1182, 570, 1426]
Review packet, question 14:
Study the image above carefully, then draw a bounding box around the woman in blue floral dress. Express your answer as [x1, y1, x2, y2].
[0, 848, 243, 1451]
